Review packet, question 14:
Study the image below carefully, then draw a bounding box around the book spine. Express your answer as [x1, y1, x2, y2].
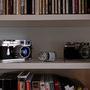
[32, 81, 40, 90]
[42, 0, 45, 14]
[18, 80, 25, 90]
[66, 0, 69, 14]
[87, 0, 90, 14]
[75, 0, 79, 14]
[24, 0, 27, 14]
[3, 0, 5, 15]
[35, 0, 39, 15]
[5, 0, 8, 14]
[8, 0, 13, 14]
[20, 0, 25, 15]
[27, 0, 32, 14]
[45, 82, 50, 90]
[79, 0, 82, 14]
[68, 0, 72, 14]
[84, 0, 87, 14]
[48, 0, 52, 14]
[63, 0, 66, 14]
[0, 0, 3, 15]
[72, 0, 75, 14]
[13, 0, 16, 14]
[54, 80, 60, 90]
[81, 0, 84, 14]
[52, 0, 54, 14]
[40, 81, 45, 90]
[16, 0, 21, 15]
[60, 0, 63, 14]
[46, 0, 48, 14]
[26, 80, 31, 90]
[58, 0, 61, 14]
[55, 0, 58, 14]
[32, 0, 35, 14]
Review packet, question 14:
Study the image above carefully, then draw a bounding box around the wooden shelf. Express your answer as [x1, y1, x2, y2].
[0, 14, 90, 27]
[0, 62, 90, 69]
[0, 15, 90, 21]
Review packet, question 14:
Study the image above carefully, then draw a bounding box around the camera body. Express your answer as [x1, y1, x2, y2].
[64, 42, 90, 59]
[0, 40, 32, 60]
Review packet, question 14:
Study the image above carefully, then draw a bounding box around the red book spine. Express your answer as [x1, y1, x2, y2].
[26, 80, 31, 90]
[75, 0, 79, 14]
[54, 80, 60, 90]
[18, 80, 21, 90]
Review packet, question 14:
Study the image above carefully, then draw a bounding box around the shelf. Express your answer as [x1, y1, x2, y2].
[0, 14, 90, 27]
[0, 62, 90, 69]
[0, 15, 90, 21]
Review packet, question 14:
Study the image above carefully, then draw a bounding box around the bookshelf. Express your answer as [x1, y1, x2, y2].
[0, 14, 90, 89]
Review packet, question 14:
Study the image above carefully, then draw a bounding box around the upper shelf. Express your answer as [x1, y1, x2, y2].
[0, 14, 90, 27]
[0, 14, 90, 21]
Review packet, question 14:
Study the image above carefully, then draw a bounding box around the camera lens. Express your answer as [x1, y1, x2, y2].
[80, 45, 90, 59]
[20, 46, 30, 58]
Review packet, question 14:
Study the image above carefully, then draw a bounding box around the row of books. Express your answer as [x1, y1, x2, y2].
[0, 71, 88, 90]
[0, 0, 90, 15]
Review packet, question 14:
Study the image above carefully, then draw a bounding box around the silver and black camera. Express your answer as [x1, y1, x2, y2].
[64, 42, 90, 59]
[0, 40, 32, 60]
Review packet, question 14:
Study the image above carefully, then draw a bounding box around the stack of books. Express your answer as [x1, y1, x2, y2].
[0, 71, 88, 90]
[0, 0, 90, 15]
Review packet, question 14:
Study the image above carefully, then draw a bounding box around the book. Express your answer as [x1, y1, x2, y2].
[75, 0, 79, 14]
[20, 0, 25, 15]
[63, 0, 66, 14]
[8, 0, 13, 14]
[58, 0, 61, 14]
[84, 0, 87, 14]
[18, 80, 25, 90]
[32, 0, 35, 14]
[0, 72, 20, 90]
[87, 0, 90, 14]
[55, 0, 58, 14]
[72, 0, 75, 14]
[52, 0, 54, 14]
[81, 0, 84, 14]
[48, 0, 52, 14]
[35, 0, 39, 15]
[0, 0, 3, 15]
[27, 0, 32, 14]
[32, 74, 41, 90]
[46, 0, 48, 14]
[79, 0, 82, 14]
[66, 0, 69, 14]
[68, 0, 72, 14]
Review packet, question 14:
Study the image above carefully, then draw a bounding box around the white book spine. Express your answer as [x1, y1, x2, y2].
[35, 0, 39, 15]
[58, 0, 61, 14]
[16, 0, 18, 15]
[72, 0, 75, 14]
[39, 0, 42, 14]
[45, 82, 50, 90]
[52, 0, 54, 14]
[43, 0, 45, 14]
[79, 0, 81, 14]
[46, 0, 48, 14]
[66, 0, 69, 14]
[55, 0, 58, 14]
[40, 81, 45, 90]
[63, 0, 65, 14]
[32, 0, 35, 14]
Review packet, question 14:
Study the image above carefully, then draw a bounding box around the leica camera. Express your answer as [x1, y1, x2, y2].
[64, 42, 90, 59]
[0, 40, 32, 60]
